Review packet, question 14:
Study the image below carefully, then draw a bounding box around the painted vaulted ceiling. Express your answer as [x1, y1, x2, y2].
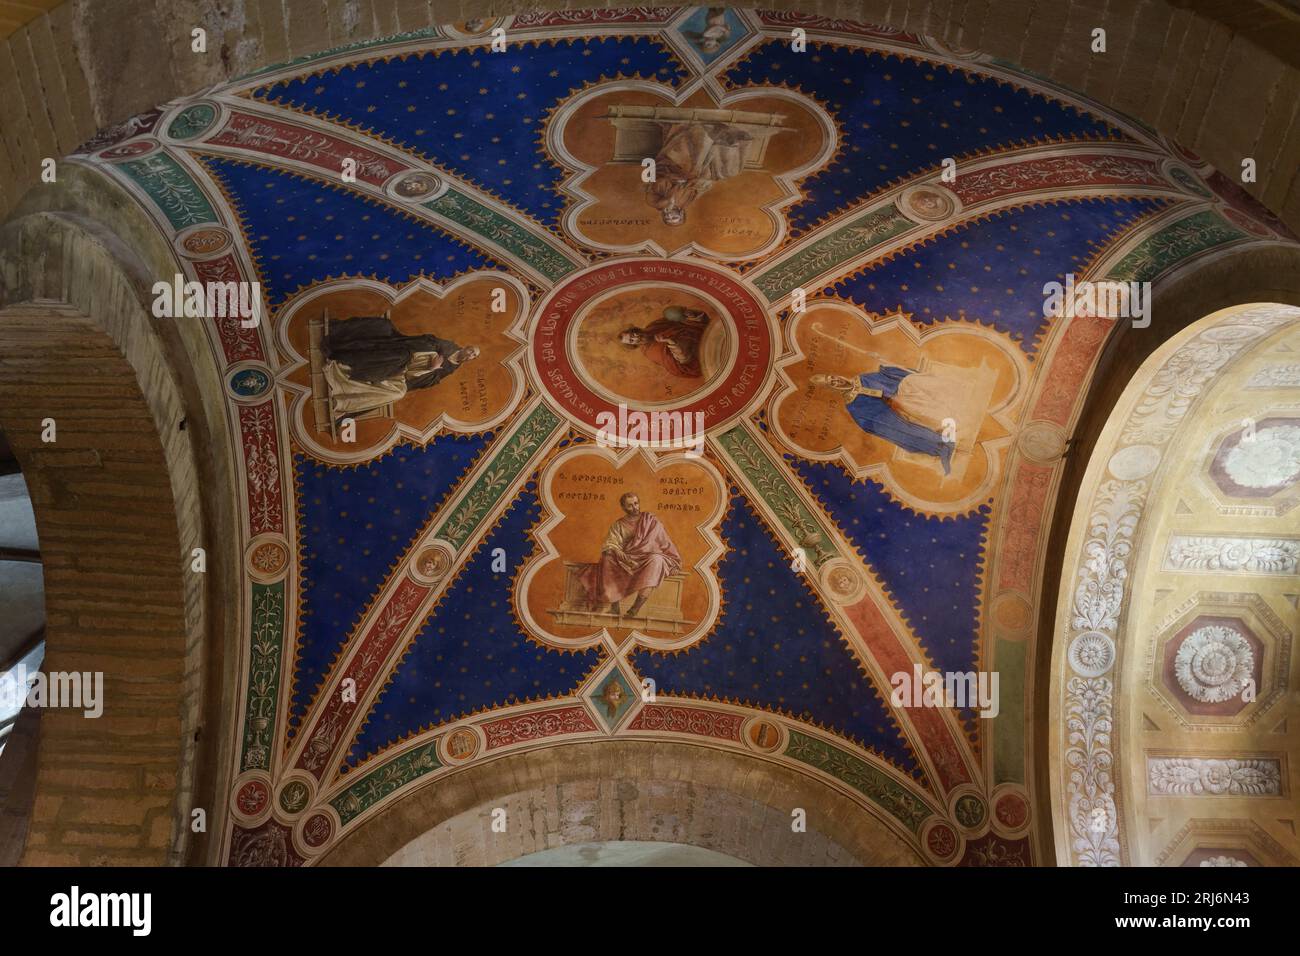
[67, 7, 1296, 866]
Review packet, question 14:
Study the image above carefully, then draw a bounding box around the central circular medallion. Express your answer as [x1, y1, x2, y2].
[531, 258, 774, 443]
[570, 285, 736, 407]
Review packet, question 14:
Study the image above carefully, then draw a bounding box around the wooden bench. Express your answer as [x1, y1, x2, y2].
[548, 561, 694, 634]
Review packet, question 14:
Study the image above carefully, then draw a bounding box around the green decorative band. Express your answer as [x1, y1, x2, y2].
[119, 153, 219, 230]
[427, 188, 580, 282]
[434, 403, 563, 550]
[992, 636, 1026, 784]
[1108, 209, 1247, 283]
[167, 103, 218, 141]
[331, 741, 442, 825]
[752, 203, 911, 301]
[714, 425, 838, 566]
[785, 730, 931, 834]
[239, 582, 285, 772]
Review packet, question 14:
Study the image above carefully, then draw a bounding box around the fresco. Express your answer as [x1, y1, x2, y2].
[68, 7, 1296, 866]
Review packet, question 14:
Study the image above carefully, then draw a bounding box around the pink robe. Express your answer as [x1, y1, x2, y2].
[580, 512, 681, 604]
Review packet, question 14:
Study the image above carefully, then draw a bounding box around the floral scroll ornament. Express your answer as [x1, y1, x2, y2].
[1147, 758, 1281, 796]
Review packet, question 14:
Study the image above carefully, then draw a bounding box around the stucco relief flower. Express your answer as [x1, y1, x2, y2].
[1223, 425, 1300, 489]
[1174, 624, 1254, 704]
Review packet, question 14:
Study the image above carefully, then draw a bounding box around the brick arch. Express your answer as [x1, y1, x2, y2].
[0, 304, 196, 864]
[0, 199, 239, 865]
[0, 2, 1298, 232]
[319, 740, 923, 866]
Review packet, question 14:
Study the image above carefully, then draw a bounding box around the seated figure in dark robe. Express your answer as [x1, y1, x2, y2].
[321, 315, 480, 417]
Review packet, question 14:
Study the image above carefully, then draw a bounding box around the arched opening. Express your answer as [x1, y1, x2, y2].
[317, 741, 922, 868]
[0, 427, 46, 748]
[0, 302, 196, 864]
[1049, 301, 1300, 866]
[0, 197, 242, 865]
[0, 430, 45, 864]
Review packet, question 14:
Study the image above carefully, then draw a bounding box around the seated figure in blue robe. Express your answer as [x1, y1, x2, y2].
[810, 368, 954, 475]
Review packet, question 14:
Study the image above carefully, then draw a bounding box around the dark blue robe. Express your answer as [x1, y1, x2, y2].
[845, 367, 953, 475]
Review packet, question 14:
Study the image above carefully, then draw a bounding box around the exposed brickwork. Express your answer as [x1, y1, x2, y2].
[0, 305, 189, 865]
[0, 197, 235, 865]
[0, 160, 253, 863]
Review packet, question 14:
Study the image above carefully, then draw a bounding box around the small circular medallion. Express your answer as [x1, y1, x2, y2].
[1200, 325, 1261, 344]
[742, 716, 783, 753]
[235, 780, 269, 817]
[994, 791, 1029, 832]
[990, 592, 1031, 638]
[1107, 443, 1160, 480]
[226, 363, 273, 402]
[899, 183, 962, 223]
[1068, 630, 1116, 678]
[301, 812, 333, 849]
[954, 794, 986, 830]
[1164, 162, 1212, 198]
[923, 820, 960, 863]
[411, 543, 454, 584]
[166, 103, 219, 141]
[177, 225, 233, 260]
[385, 170, 444, 202]
[443, 727, 480, 762]
[448, 17, 505, 37]
[1018, 421, 1067, 463]
[246, 535, 290, 583]
[278, 780, 311, 816]
[819, 559, 866, 604]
